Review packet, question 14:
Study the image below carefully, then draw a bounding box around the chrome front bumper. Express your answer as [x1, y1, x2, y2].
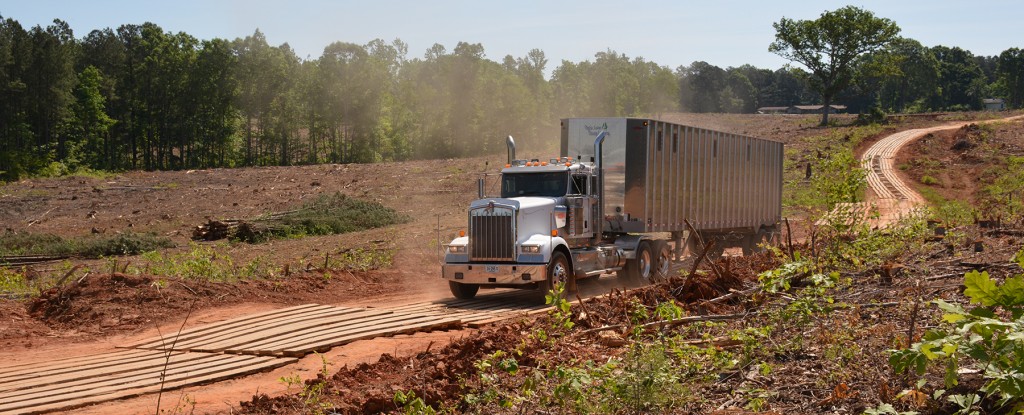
[441, 263, 547, 285]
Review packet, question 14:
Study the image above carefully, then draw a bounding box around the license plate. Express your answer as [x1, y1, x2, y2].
[485, 265, 500, 273]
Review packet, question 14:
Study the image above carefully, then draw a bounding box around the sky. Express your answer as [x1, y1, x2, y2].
[2, 0, 1021, 76]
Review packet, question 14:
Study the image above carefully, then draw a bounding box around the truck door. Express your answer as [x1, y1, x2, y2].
[567, 174, 594, 238]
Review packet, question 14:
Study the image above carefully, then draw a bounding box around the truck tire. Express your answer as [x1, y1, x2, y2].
[541, 251, 572, 299]
[448, 281, 479, 299]
[622, 241, 654, 285]
[653, 242, 672, 281]
[742, 229, 769, 256]
[741, 233, 755, 256]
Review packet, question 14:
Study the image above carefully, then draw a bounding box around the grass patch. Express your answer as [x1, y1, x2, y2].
[235, 193, 410, 243]
[138, 243, 267, 282]
[0, 232, 174, 258]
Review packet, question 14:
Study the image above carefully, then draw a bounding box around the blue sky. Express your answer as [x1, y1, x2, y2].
[3, 1, 1020, 75]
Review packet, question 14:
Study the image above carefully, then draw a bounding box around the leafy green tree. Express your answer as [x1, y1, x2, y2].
[997, 48, 1024, 108]
[762, 66, 814, 108]
[550, 60, 592, 118]
[678, 61, 725, 113]
[931, 46, 986, 110]
[769, 6, 900, 125]
[68, 65, 115, 169]
[873, 38, 940, 112]
[733, 64, 775, 110]
[722, 70, 756, 113]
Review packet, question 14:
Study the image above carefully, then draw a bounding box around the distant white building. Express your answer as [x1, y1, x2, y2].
[755, 105, 848, 115]
[984, 98, 1006, 111]
[786, 105, 847, 114]
[756, 106, 788, 114]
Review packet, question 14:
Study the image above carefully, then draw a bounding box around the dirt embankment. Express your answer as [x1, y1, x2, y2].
[896, 120, 1024, 213]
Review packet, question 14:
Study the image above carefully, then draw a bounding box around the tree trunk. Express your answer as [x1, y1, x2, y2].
[820, 95, 832, 126]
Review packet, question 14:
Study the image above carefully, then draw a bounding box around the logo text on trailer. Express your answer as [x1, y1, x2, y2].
[583, 123, 609, 136]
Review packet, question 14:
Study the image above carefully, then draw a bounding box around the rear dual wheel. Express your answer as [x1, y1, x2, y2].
[620, 241, 672, 285]
[741, 229, 772, 256]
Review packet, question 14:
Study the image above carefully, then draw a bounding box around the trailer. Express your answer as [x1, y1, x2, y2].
[442, 117, 783, 299]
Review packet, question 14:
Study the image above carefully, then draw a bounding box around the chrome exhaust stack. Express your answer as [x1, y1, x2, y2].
[506, 135, 516, 165]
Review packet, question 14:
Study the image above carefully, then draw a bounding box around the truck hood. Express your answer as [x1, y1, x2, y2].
[470, 197, 558, 214]
[471, 197, 559, 244]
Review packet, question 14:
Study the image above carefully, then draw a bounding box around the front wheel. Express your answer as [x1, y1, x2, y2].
[449, 281, 479, 299]
[541, 251, 573, 301]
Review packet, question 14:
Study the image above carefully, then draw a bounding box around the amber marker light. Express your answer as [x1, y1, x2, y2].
[459, 230, 466, 237]
[551, 229, 558, 237]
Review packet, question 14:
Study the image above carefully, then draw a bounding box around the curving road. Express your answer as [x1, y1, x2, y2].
[859, 114, 1024, 227]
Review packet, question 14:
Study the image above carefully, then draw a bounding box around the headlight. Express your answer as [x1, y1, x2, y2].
[448, 245, 467, 253]
[521, 245, 541, 254]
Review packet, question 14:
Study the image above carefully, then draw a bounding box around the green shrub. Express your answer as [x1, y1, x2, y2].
[889, 250, 1024, 413]
[0, 231, 173, 258]
[920, 175, 939, 186]
[235, 193, 409, 243]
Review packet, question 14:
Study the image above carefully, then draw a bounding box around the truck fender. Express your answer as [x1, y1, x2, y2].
[612, 234, 647, 259]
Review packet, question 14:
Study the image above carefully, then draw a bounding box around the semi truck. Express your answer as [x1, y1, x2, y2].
[441, 117, 783, 299]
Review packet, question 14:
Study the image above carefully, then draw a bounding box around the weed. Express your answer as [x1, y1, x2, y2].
[920, 175, 939, 186]
[394, 390, 439, 414]
[930, 200, 975, 228]
[980, 155, 1024, 220]
[292, 353, 334, 415]
[0, 267, 29, 295]
[545, 282, 574, 332]
[328, 246, 396, 272]
[140, 243, 236, 281]
[609, 341, 689, 413]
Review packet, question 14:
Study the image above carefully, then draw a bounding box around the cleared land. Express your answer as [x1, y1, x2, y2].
[2, 112, 1023, 414]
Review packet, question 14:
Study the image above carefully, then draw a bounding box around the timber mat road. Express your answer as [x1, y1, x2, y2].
[841, 114, 1024, 227]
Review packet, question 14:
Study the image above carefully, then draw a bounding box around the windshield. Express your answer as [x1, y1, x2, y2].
[501, 172, 568, 198]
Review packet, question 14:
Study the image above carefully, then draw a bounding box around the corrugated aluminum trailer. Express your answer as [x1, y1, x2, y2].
[560, 118, 783, 236]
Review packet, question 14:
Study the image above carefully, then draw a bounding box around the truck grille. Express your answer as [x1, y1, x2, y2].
[470, 206, 515, 261]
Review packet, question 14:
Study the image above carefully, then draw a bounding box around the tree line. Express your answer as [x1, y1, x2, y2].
[1, 14, 1022, 179]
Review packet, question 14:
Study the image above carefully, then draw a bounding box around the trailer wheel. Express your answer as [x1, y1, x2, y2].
[621, 241, 654, 285]
[448, 281, 479, 299]
[653, 242, 672, 281]
[541, 251, 573, 301]
[742, 229, 769, 256]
